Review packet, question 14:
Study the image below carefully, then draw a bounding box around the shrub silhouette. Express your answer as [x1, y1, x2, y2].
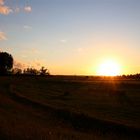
[23, 67, 50, 75]
[23, 68, 39, 75]
[12, 68, 22, 75]
[0, 52, 13, 75]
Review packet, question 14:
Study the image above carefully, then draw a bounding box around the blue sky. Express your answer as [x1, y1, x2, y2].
[0, 0, 140, 75]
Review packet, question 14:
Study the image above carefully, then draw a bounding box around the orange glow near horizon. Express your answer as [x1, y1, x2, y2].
[96, 59, 121, 76]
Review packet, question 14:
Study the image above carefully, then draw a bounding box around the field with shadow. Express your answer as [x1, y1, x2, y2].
[0, 76, 140, 139]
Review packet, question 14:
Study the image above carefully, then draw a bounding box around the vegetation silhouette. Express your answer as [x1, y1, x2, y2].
[0, 51, 50, 76]
[23, 67, 39, 75]
[22, 67, 50, 75]
[0, 52, 13, 75]
[12, 68, 22, 75]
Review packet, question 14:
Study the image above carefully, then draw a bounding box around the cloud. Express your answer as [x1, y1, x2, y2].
[77, 47, 87, 55]
[0, 32, 7, 40]
[0, 6, 12, 15]
[0, 1, 32, 15]
[20, 48, 40, 59]
[29, 60, 42, 68]
[14, 61, 26, 69]
[23, 25, 32, 30]
[14, 7, 20, 13]
[24, 6, 32, 12]
[60, 39, 67, 43]
[29, 59, 47, 69]
[0, 0, 4, 5]
[0, 0, 12, 15]
[14, 58, 48, 71]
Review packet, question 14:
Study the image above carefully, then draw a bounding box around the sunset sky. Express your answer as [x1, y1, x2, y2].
[0, 0, 140, 75]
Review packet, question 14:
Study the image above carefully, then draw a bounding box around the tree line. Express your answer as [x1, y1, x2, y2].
[0, 52, 50, 75]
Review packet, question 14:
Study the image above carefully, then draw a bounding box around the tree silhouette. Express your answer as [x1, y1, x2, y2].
[0, 52, 13, 75]
[40, 66, 50, 75]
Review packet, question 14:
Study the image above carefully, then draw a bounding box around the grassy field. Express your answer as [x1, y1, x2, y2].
[0, 76, 140, 139]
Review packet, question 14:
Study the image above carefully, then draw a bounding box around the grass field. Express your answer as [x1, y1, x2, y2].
[0, 76, 140, 139]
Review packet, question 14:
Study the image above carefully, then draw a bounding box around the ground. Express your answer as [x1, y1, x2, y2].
[0, 76, 139, 140]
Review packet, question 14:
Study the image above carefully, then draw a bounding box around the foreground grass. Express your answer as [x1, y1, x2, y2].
[0, 76, 140, 139]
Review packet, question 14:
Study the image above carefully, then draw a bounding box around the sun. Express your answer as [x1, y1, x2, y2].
[97, 59, 121, 76]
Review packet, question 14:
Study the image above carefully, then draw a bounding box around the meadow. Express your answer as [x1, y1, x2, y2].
[0, 76, 139, 140]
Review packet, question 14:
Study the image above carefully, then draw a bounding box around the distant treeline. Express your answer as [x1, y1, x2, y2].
[88, 74, 140, 80]
[12, 67, 50, 76]
[119, 74, 140, 79]
[86, 74, 140, 80]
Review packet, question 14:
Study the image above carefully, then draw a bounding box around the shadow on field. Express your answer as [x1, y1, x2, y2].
[9, 84, 140, 139]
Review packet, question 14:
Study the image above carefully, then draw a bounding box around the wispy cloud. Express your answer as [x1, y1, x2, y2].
[14, 7, 20, 13]
[28, 60, 43, 68]
[0, 0, 12, 15]
[0, 31, 7, 40]
[23, 25, 32, 30]
[14, 61, 26, 69]
[24, 6, 32, 12]
[60, 39, 67, 43]
[20, 48, 40, 59]
[14, 59, 47, 70]
[15, 6, 32, 13]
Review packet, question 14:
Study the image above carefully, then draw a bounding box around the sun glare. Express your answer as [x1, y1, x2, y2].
[97, 59, 121, 76]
